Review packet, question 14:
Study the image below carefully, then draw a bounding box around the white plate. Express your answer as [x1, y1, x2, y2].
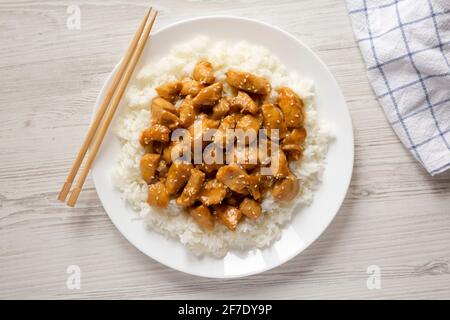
[91, 16, 354, 278]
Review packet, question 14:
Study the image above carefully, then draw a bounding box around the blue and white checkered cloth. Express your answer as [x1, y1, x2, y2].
[347, 0, 450, 175]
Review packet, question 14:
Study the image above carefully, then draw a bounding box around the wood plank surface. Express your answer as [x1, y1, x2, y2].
[0, 0, 449, 299]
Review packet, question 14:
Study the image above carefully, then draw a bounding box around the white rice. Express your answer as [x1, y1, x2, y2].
[111, 36, 332, 257]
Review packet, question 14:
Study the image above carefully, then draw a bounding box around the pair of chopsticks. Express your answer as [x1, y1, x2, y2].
[58, 7, 158, 207]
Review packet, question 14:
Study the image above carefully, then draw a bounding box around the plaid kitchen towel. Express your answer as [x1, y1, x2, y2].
[346, 0, 450, 175]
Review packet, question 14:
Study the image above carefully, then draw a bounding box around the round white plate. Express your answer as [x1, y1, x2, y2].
[91, 16, 354, 278]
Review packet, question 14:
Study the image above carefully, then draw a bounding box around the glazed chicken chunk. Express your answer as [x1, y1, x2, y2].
[188, 115, 220, 149]
[147, 181, 170, 208]
[226, 70, 271, 95]
[140, 124, 171, 145]
[193, 60, 215, 85]
[247, 171, 261, 200]
[151, 97, 178, 115]
[155, 81, 182, 102]
[152, 107, 180, 130]
[140, 153, 160, 184]
[211, 97, 231, 120]
[235, 114, 262, 144]
[282, 127, 307, 161]
[239, 197, 261, 219]
[192, 82, 223, 107]
[272, 175, 299, 201]
[213, 113, 241, 147]
[270, 149, 291, 178]
[200, 179, 228, 206]
[178, 95, 197, 128]
[162, 141, 190, 164]
[196, 162, 222, 174]
[277, 87, 304, 128]
[176, 168, 205, 207]
[261, 103, 288, 139]
[165, 161, 193, 195]
[230, 91, 259, 114]
[180, 77, 204, 97]
[216, 164, 250, 195]
[215, 204, 243, 231]
[231, 144, 258, 171]
[189, 205, 215, 231]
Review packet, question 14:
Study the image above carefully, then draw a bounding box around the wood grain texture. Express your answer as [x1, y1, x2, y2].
[1, 0, 450, 300]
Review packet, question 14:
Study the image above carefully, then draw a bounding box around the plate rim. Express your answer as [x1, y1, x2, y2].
[91, 15, 354, 278]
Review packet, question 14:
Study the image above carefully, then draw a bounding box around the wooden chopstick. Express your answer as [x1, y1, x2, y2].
[58, 7, 153, 202]
[66, 10, 158, 207]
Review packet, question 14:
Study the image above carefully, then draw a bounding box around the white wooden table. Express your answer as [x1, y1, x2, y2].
[1, 0, 450, 300]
